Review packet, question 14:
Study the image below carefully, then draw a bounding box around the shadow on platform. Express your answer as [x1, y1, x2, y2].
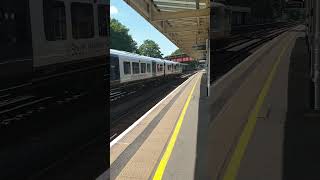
[194, 73, 210, 180]
[283, 37, 320, 179]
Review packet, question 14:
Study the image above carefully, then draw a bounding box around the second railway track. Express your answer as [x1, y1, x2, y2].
[211, 23, 298, 82]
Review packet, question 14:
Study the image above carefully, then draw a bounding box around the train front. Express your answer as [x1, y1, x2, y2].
[0, 0, 33, 89]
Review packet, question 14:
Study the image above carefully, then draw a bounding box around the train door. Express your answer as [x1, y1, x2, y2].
[224, 8, 231, 35]
[152, 61, 156, 76]
[110, 55, 120, 82]
[0, 0, 33, 89]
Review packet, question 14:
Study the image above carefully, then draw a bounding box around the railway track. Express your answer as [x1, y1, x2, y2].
[0, 64, 105, 130]
[110, 76, 173, 104]
[0, 86, 105, 180]
[0, 90, 88, 129]
[223, 22, 297, 50]
[211, 23, 298, 82]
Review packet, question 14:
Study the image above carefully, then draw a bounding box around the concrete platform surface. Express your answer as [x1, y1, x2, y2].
[205, 25, 305, 180]
[104, 25, 312, 180]
[108, 71, 205, 180]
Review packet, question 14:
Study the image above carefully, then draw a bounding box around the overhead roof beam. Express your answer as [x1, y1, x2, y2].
[152, 8, 209, 21]
[153, 0, 206, 6]
[156, 4, 196, 10]
[175, 34, 208, 39]
[154, 2, 206, 9]
[165, 25, 208, 33]
[124, 0, 209, 59]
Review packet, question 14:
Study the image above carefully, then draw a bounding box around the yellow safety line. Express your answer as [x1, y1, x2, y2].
[222, 35, 294, 180]
[153, 74, 201, 180]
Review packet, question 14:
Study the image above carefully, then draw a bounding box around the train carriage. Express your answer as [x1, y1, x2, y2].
[30, 0, 108, 79]
[164, 60, 182, 76]
[164, 60, 174, 76]
[110, 49, 184, 87]
[153, 58, 164, 77]
[0, 0, 108, 90]
[172, 62, 182, 74]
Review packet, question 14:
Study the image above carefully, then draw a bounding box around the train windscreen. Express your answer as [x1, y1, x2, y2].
[110, 55, 120, 81]
[0, 1, 32, 61]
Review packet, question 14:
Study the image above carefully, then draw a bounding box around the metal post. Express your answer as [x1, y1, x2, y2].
[206, 39, 211, 97]
[313, 0, 320, 109]
[309, 0, 314, 81]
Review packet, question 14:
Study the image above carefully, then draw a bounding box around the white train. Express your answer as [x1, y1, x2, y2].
[110, 49, 183, 86]
[0, 0, 108, 89]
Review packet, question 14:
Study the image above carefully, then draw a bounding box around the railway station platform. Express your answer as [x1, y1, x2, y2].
[204, 25, 307, 180]
[105, 24, 320, 180]
[108, 70, 206, 180]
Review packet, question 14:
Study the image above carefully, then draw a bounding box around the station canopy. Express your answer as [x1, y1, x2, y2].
[124, 0, 210, 60]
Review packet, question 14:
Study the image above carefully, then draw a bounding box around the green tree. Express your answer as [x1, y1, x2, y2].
[110, 18, 138, 52]
[170, 48, 184, 56]
[189, 60, 199, 69]
[138, 40, 163, 58]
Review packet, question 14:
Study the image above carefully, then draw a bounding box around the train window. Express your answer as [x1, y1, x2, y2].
[71, 3, 94, 39]
[110, 55, 120, 81]
[147, 64, 151, 73]
[123, 61, 131, 75]
[0, 1, 33, 60]
[152, 62, 156, 73]
[160, 64, 163, 71]
[132, 62, 140, 74]
[211, 7, 221, 31]
[141, 63, 146, 73]
[98, 5, 107, 36]
[43, 0, 66, 41]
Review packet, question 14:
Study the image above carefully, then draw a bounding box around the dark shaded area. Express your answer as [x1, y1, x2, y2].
[0, 1, 108, 179]
[194, 73, 210, 180]
[210, 50, 251, 82]
[225, 0, 286, 20]
[0, 0, 33, 88]
[210, 22, 296, 83]
[283, 37, 320, 179]
[0, 91, 107, 180]
[231, 22, 292, 34]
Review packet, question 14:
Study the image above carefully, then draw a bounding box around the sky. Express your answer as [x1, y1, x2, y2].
[110, 0, 178, 57]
